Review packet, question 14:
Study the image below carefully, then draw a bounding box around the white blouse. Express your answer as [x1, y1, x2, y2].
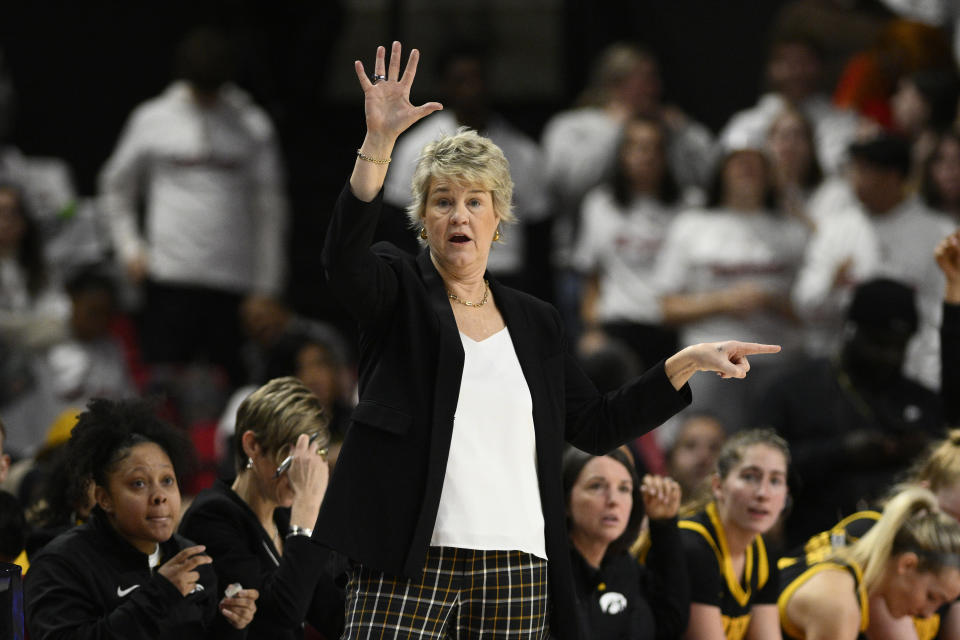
[430, 327, 547, 559]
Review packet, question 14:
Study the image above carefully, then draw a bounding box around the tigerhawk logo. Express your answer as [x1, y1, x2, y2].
[599, 592, 627, 614]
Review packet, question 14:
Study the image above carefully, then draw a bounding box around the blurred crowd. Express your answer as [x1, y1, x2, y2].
[2, 4, 960, 638]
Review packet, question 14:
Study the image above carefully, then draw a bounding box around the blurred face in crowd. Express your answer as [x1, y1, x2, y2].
[71, 288, 116, 342]
[668, 415, 726, 496]
[844, 325, 911, 385]
[850, 159, 904, 215]
[241, 296, 291, 347]
[769, 42, 820, 103]
[713, 443, 788, 538]
[620, 119, 666, 195]
[767, 110, 815, 184]
[0, 187, 25, 255]
[722, 150, 769, 210]
[296, 343, 338, 408]
[618, 57, 661, 117]
[568, 456, 633, 548]
[931, 136, 960, 210]
[444, 57, 487, 111]
[892, 78, 930, 136]
[95, 442, 181, 554]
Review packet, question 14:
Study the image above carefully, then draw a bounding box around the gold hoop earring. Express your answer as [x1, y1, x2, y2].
[493, 226, 501, 242]
[420, 227, 428, 240]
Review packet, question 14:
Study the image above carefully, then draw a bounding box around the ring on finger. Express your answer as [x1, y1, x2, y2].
[371, 73, 387, 84]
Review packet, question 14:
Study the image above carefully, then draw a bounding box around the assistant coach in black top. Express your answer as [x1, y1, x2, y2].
[317, 41, 781, 640]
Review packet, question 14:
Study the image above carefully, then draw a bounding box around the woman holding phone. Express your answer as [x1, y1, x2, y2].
[180, 376, 344, 640]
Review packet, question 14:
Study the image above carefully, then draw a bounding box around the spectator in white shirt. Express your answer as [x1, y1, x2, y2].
[573, 116, 682, 370]
[655, 141, 808, 429]
[721, 34, 859, 175]
[542, 43, 715, 334]
[99, 28, 288, 385]
[792, 134, 954, 386]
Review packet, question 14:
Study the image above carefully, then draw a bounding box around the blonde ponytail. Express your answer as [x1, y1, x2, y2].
[847, 486, 960, 593]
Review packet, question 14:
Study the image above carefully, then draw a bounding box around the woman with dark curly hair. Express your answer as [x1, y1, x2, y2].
[25, 398, 258, 639]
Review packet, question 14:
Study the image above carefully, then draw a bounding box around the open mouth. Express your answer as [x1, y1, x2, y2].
[747, 507, 769, 518]
[449, 234, 471, 244]
[601, 515, 620, 526]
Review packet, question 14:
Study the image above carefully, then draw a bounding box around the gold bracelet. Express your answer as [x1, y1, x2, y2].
[356, 148, 391, 165]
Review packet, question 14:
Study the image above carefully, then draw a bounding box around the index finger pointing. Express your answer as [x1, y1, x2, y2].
[735, 342, 781, 355]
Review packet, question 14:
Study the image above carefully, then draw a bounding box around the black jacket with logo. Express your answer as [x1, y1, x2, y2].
[25, 506, 241, 640]
[569, 517, 689, 640]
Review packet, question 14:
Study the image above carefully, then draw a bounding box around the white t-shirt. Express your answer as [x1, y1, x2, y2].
[794, 195, 953, 387]
[572, 185, 674, 324]
[654, 207, 809, 349]
[100, 82, 287, 296]
[430, 327, 546, 559]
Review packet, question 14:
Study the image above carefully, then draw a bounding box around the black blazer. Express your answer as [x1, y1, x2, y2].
[317, 183, 691, 640]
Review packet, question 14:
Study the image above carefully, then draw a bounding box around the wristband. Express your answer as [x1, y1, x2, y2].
[287, 524, 313, 538]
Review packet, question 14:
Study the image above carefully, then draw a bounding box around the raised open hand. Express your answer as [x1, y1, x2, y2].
[354, 41, 443, 143]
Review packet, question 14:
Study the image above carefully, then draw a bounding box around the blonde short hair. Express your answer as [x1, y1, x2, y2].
[406, 128, 515, 236]
[234, 376, 329, 473]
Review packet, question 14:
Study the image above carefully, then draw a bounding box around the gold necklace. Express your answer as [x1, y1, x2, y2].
[448, 279, 489, 308]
